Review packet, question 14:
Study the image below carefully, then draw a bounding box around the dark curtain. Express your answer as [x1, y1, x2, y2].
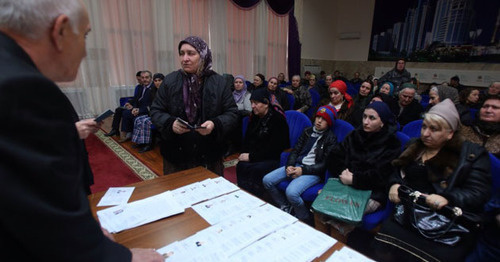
[231, 0, 298, 80]
[231, 0, 293, 14]
[288, 7, 301, 81]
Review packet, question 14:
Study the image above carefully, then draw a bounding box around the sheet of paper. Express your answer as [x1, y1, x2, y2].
[97, 187, 135, 207]
[97, 191, 184, 233]
[326, 246, 375, 262]
[191, 190, 265, 225]
[170, 177, 240, 208]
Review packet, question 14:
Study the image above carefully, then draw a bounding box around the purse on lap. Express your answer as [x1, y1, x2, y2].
[312, 178, 371, 225]
[394, 185, 482, 246]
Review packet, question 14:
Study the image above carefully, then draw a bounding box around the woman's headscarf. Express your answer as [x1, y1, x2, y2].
[436, 85, 459, 104]
[329, 80, 353, 108]
[233, 75, 247, 103]
[381, 82, 394, 96]
[178, 36, 213, 123]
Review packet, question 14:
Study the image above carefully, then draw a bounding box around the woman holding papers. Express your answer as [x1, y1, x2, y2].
[151, 36, 238, 175]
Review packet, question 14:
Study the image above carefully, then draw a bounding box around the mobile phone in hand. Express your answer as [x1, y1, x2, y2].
[95, 109, 114, 122]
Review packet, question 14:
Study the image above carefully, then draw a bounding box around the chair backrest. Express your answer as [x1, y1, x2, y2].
[469, 108, 479, 121]
[331, 119, 355, 143]
[285, 110, 312, 148]
[490, 153, 500, 194]
[396, 131, 410, 152]
[241, 116, 249, 140]
[119, 96, 133, 107]
[401, 119, 423, 138]
[420, 94, 430, 109]
[286, 93, 295, 111]
[305, 89, 321, 118]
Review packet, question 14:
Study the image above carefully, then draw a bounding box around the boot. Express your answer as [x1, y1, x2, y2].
[104, 129, 119, 137]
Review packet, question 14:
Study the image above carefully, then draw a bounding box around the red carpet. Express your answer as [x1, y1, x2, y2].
[85, 133, 142, 194]
[223, 166, 237, 184]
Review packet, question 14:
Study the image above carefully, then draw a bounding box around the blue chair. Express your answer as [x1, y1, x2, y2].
[305, 89, 320, 118]
[241, 116, 249, 141]
[402, 119, 423, 138]
[285, 110, 312, 148]
[396, 131, 410, 152]
[469, 108, 479, 121]
[286, 93, 295, 111]
[420, 94, 430, 109]
[245, 81, 252, 88]
[360, 130, 411, 231]
[119, 96, 133, 106]
[489, 153, 500, 194]
[331, 119, 354, 143]
[346, 81, 358, 97]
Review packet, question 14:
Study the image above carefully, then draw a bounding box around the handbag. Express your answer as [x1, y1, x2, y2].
[312, 178, 371, 225]
[394, 185, 482, 246]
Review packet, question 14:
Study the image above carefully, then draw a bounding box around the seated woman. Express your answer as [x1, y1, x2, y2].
[457, 87, 481, 126]
[378, 81, 395, 97]
[348, 80, 373, 128]
[283, 75, 311, 113]
[247, 73, 265, 93]
[326, 80, 353, 121]
[266, 76, 289, 112]
[225, 75, 252, 156]
[371, 92, 399, 117]
[426, 84, 459, 111]
[461, 95, 500, 157]
[374, 99, 491, 262]
[131, 73, 164, 153]
[236, 88, 290, 197]
[321, 101, 401, 236]
[263, 106, 338, 222]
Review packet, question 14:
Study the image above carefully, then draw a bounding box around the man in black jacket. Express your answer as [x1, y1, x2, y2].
[0, 0, 162, 261]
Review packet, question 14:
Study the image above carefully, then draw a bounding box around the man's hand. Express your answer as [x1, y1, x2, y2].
[101, 227, 115, 242]
[195, 120, 214, 136]
[286, 166, 303, 179]
[130, 248, 163, 262]
[75, 119, 100, 139]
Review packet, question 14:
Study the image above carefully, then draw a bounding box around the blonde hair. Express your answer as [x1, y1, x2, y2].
[423, 113, 453, 131]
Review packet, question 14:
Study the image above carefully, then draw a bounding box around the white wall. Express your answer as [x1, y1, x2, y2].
[297, 0, 375, 61]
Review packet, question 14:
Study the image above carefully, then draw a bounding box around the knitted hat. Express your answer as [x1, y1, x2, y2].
[316, 105, 337, 127]
[366, 101, 395, 125]
[427, 99, 460, 131]
[250, 88, 270, 104]
[329, 80, 353, 108]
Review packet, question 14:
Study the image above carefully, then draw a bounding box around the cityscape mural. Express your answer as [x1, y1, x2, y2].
[369, 0, 500, 62]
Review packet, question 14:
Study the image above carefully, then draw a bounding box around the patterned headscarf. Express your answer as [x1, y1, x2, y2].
[178, 36, 213, 124]
[233, 75, 248, 103]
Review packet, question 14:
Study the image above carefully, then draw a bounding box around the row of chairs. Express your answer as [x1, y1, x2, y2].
[242, 110, 411, 231]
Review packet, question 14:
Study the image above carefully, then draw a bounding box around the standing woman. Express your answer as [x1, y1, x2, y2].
[374, 99, 491, 261]
[321, 102, 401, 236]
[378, 58, 411, 90]
[327, 80, 353, 121]
[151, 36, 238, 175]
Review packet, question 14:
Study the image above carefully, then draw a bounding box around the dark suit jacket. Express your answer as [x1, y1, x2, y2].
[0, 32, 131, 261]
[129, 82, 153, 115]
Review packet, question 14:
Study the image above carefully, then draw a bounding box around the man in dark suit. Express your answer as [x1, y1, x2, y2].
[106, 70, 154, 142]
[0, 0, 162, 261]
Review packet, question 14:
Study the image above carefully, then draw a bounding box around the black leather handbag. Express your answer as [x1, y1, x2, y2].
[394, 185, 482, 246]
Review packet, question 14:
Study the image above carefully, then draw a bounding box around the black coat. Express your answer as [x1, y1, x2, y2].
[286, 127, 338, 177]
[151, 70, 238, 165]
[242, 109, 290, 162]
[389, 135, 491, 213]
[0, 32, 131, 260]
[327, 125, 401, 204]
[397, 99, 423, 127]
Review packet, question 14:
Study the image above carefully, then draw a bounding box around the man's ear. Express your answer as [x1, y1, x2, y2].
[50, 14, 70, 52]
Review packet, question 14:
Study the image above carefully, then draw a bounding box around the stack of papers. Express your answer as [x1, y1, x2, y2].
[171, 177, 239, 208]
[157, 204, 336, 261]
[97, 187, 134, 207]
[97, 191, 184, 233]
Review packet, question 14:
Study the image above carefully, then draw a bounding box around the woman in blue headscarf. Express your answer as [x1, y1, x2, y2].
[151, 36, 238, 175]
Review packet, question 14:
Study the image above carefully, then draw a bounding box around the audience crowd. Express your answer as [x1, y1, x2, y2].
[109, 62, 499, 261]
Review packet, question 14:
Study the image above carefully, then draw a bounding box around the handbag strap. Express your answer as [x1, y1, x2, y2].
[410, 200, 461, 240]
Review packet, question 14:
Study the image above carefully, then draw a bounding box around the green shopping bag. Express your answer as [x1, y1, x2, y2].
[312, 178, 372, 224]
